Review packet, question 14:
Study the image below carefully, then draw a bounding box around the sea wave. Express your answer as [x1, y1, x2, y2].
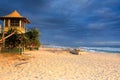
[42, 44, 120, 53]
[83, 47, 120, 53]
[43, 44, 71, 49]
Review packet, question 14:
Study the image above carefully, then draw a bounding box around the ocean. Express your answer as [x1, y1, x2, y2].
[82, 46, 120, 53]
[40, 25, 120, 54]
[43, 44, 120, 54]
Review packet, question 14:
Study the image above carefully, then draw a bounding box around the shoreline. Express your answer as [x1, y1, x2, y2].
[0, 47, 120, 80]
[41, 45, 120, 54]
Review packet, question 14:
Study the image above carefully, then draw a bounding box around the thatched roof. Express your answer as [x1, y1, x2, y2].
[0, 10, 30, 23]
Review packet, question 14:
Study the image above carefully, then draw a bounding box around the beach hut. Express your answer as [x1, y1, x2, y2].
[0, 10, 30, 34]
[0, 10, 31, 53]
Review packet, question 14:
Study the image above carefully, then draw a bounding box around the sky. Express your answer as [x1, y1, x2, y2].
[0, 0, 120, 47]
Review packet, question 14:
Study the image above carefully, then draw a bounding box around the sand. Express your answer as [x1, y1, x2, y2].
[0, 47, 120, 80]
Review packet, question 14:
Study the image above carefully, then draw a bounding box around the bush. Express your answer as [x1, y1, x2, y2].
[4, 28, 41, 51]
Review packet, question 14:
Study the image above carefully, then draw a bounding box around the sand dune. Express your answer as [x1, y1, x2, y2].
[0, 48, 120, 80]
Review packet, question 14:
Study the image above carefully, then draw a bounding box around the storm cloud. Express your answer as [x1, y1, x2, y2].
[0, 0, 120, 46]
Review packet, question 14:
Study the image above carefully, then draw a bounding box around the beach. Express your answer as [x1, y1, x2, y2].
[0, 47, 120, 80]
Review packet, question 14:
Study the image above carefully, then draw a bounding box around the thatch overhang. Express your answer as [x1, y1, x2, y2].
[0, 10, 30, 23]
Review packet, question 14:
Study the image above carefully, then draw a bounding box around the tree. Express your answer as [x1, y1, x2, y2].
[5, 28, 26, 48]
[25, 28, 40, 50]
[4, 27, 41, 50]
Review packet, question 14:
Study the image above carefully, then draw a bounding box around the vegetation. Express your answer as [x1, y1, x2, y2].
[5, 29, 22, 48]
[25, 28, 41, 50]
[4, 28, 40, 50]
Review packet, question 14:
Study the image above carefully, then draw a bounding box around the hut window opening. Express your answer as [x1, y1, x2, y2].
[5, 19, 8, 27]
[10, 19, 19, 26]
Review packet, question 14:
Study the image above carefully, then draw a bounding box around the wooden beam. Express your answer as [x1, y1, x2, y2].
[0, 31, 15, 43]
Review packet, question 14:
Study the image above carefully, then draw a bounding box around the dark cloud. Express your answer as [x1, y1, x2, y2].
[0, 0, 120, 46]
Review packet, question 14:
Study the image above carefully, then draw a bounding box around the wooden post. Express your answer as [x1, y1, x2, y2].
[19, 19, 21, 28]
[8, 19, 10, 27]
[2, 19, 5, 48]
